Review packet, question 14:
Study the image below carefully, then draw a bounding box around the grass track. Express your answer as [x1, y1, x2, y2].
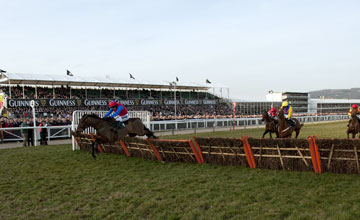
[1, 121, 359, 220]
[162, 121, 350, 140]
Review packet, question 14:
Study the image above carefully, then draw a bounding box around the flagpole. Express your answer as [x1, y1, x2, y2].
[170, 80, 178, 130]
[174, 83, 177, 130]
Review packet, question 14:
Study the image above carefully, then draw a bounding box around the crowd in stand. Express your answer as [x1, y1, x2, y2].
[2, 86, 215, 100]
[0, 116, 71, 128]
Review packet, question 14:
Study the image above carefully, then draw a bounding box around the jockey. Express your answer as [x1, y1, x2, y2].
[347, 104, 360, 126]
[268, 107, 277, 118]
[104, 101, 129, 129]
[281, 101, 295, 127]
[268, 107, 278, 123]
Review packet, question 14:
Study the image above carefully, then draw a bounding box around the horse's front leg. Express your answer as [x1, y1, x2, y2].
[262, 130, 268, 138]
[269, 132, 273, 139]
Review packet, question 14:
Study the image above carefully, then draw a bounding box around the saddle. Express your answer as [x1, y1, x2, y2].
[103, 117, 125, 131]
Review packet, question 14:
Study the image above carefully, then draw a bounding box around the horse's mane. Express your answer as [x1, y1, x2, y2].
[83, 114, 115, 123]
[84, 114, 100, 119]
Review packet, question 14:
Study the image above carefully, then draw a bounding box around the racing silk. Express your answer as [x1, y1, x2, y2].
[104, 103, 128, 118]
[348, 108, 353, 116]
[348, 107, 360, 116]
[283, 105, 293, 119]
[268, 109, 277, 117]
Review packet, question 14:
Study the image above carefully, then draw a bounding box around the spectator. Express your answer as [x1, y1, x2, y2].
[20, 119, 29, 146]
[27, 121, 34, 146]
[39, 120, 48, 145]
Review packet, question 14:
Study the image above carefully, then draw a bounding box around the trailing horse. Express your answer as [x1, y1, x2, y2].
[261, 110, 279, 138]
[347, 108, 359, 139]
[277, 107, 303, 138]
[74, 114, 157, 159]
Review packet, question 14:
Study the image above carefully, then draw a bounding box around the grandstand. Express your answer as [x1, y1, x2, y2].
[0, 72, 353, 125]
[0, 72, 232, 121]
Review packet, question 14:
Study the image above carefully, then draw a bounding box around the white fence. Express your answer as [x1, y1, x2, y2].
[0, 114, 348, 146]
[150, 115, 349, 131]
[0, 125, 71, 144]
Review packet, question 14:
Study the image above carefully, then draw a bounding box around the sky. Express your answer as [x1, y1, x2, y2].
[1, 0, 360, 100]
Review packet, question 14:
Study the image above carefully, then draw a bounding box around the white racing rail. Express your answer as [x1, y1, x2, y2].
[0, 125, 71, 143]
[149, 115, 349, 131]
[0, 114, 347, 147]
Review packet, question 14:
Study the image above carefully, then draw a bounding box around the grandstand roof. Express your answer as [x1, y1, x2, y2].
[0, 72, 210, 91]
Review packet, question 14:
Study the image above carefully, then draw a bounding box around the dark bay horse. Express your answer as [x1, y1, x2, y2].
[75, 114, 157, 158]
[347, 108, 359, 139]
[278, 108, 303, 138]
[261, 110, 278, 138]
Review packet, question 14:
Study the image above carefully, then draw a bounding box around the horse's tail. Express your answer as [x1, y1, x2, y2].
[143, 125, 158, 139]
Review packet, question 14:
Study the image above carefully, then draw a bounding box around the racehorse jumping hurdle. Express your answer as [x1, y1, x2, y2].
[73, 133, 360, 175]
[72, 133, 203, 164]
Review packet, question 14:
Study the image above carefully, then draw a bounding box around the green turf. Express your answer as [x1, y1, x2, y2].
[1, 120, 358, 220]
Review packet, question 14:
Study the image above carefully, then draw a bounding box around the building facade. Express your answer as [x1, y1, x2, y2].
[281, 92, 309, 113]
[236, 101, 282, 115]
[308, 99, 360, 114]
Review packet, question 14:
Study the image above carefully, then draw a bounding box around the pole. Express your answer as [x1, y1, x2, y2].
[174, 83, 177, 130]
[8, 80, 11, 98]
[269, 90, 274, 108]
[232, 102, 236, 130]
[30, 100, 37, 146]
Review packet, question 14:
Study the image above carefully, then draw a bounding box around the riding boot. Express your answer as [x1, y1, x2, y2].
[290, 119, 295, 127]
[287, 119, 295, 127]
[117, 122, 125, 129]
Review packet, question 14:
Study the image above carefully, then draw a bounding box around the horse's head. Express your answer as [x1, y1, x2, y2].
[76, 114, 91, 135]
[278, 107, 284, 119]
[261, 110, 268, 121]
[352, 108, 358, 117]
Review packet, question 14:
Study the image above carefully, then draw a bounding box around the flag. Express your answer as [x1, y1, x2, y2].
[176, 77, 179, 82]
[0, 69, 6, 73]
[129, 73, 135, 79]
[66, 70, 73, 76]
[206, 79, 211, 84]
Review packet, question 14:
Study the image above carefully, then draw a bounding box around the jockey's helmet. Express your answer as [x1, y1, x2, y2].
[281, 101, 289, 107]
[109, 101, 117, 108]
[352, 104, 358, 108]
[270, 107, 276, 112]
